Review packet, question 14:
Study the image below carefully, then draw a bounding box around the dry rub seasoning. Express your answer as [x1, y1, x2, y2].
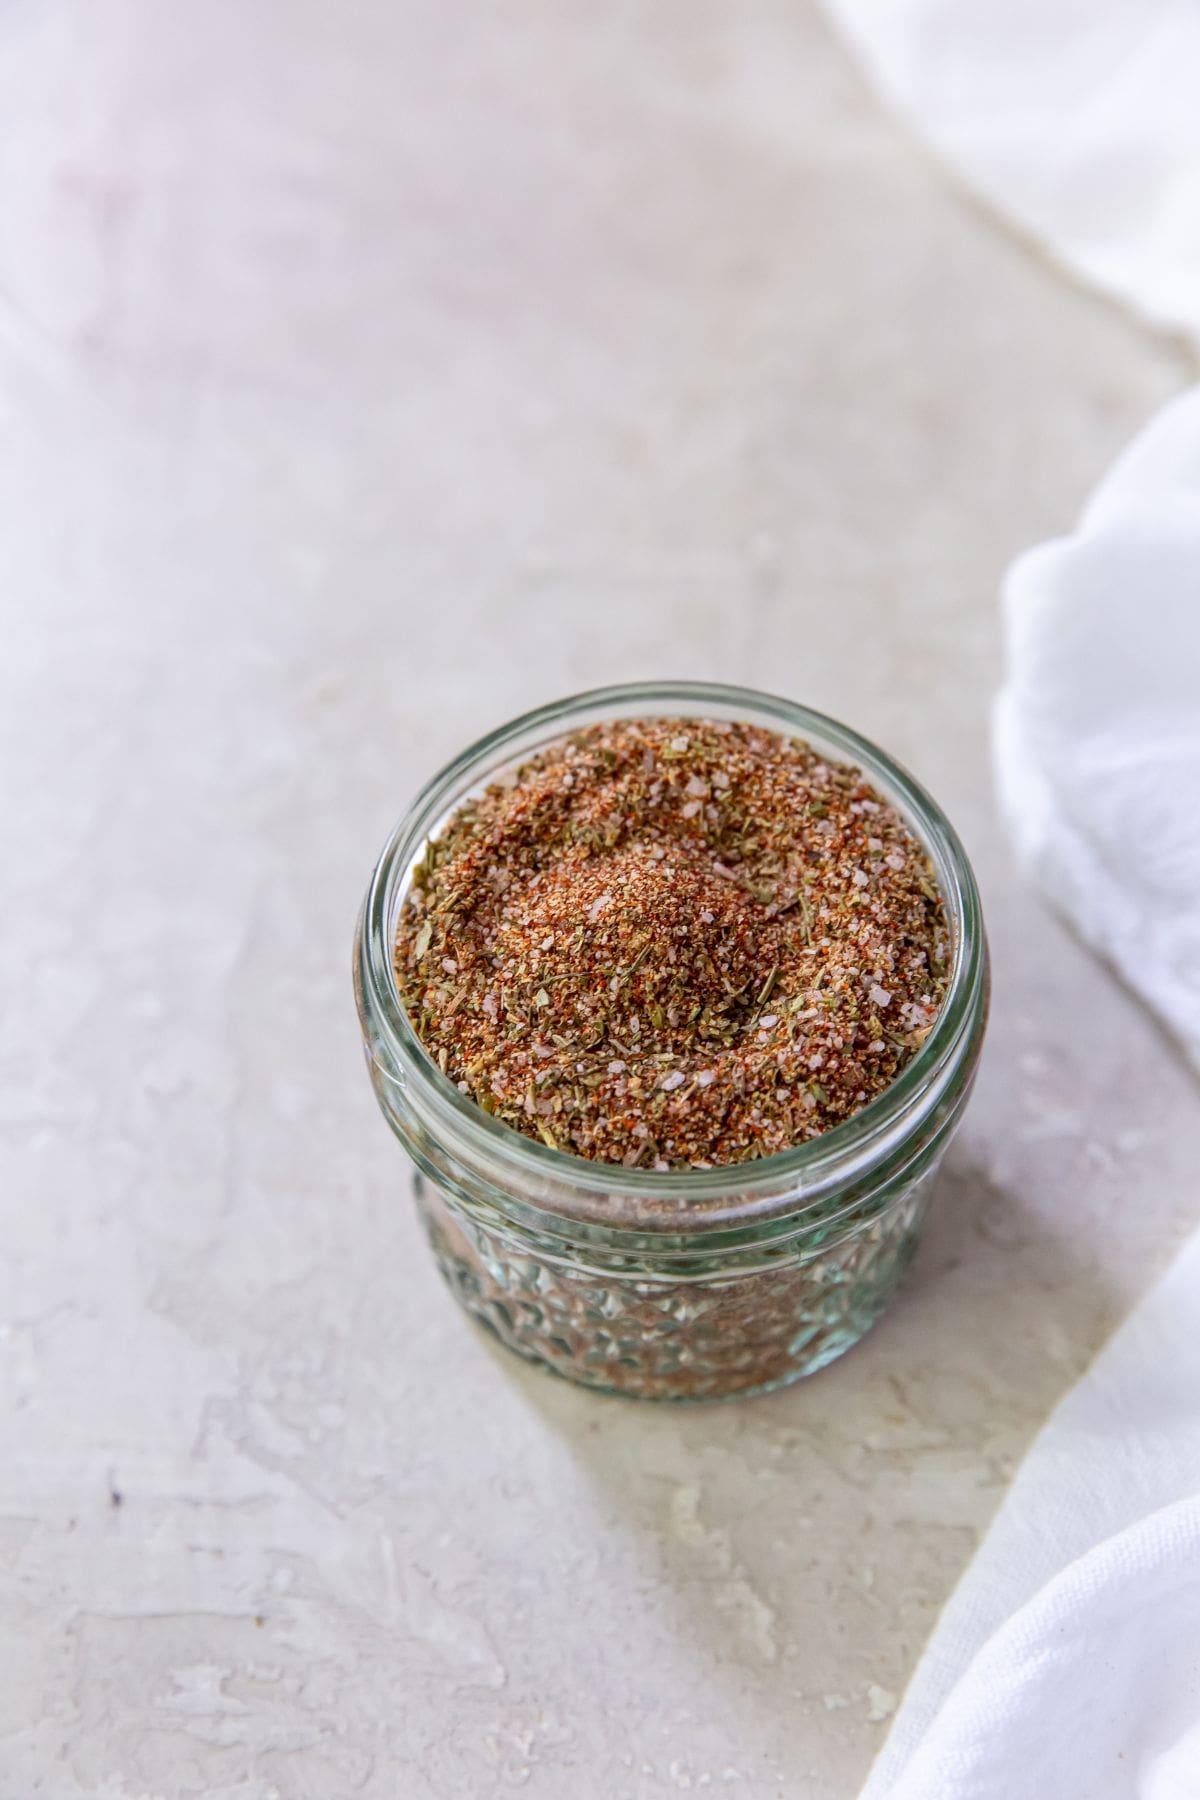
[394, 719, 948, 1169]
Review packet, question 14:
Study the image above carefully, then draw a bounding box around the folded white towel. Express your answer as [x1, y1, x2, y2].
[816, 0, 1200, 345]
[995, 385, 1200, 1075]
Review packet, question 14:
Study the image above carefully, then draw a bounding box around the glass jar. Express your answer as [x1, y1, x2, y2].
[354, 682, 988, 1401]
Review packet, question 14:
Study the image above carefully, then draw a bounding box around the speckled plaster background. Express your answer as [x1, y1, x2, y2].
[3, 3, 1198, 1796]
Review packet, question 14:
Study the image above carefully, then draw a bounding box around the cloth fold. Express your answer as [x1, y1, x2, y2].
[995, 384, 1200, 1077]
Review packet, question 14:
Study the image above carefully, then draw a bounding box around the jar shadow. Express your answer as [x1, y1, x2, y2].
[481, 1142, 1124, 1751]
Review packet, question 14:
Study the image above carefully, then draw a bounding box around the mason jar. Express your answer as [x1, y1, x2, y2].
[354, 681, 988, 1401]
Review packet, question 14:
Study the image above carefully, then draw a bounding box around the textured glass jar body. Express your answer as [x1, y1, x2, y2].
[410, 1161, 937, 1399]
[355, 683, 988, 1401]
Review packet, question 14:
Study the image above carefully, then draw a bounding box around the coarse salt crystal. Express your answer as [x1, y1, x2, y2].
[681, 800, 702, 819]
[808, 1052, 825, 1070]
[869, 985, 892, 1007]
[441, 957, 457, 973]
[852, 869, 870, 888]
[588, 892, 612, 921]
[481, 992, 498, 1017]
[867, 837, 884, 852]
[671, 735, 690, 752]
[695, 1070, 716, 1086]
[869, 1038, 885, 1053]
[886, 850, 906, 871]
[607, 1059, 626, 1074]
[685, 775, 709, 798]
[541, 934, 555, 950]
[700, 910, 714, 924]
[759, 1014, 779, 1028]
[661, 1070, 686, 1092]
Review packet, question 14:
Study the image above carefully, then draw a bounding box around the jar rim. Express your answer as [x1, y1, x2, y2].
[356, 680, 987, 1232]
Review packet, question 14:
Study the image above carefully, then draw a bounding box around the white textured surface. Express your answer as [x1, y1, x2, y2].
[2, 4, 1198, 1796]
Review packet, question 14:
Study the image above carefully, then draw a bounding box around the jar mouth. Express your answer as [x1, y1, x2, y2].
[357, 680, 987, 1232]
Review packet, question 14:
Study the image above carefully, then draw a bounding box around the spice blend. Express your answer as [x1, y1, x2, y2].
[394, 719, 948, 1170]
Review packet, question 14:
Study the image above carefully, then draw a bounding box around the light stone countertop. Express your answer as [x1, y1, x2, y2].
[3, 4, 1198, 1796]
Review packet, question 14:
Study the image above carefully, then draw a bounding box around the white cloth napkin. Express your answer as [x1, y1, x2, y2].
[816, 0, 1200, 346]
[996, 384, 1200, 1076]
